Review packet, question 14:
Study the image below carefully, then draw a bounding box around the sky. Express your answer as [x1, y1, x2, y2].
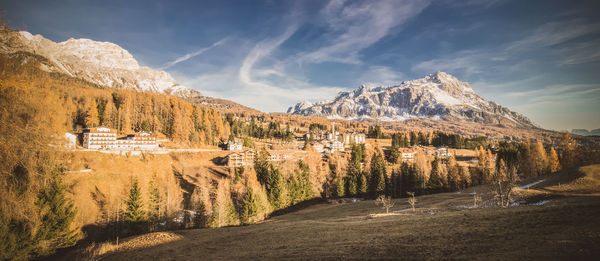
[2, 0, 600, 131]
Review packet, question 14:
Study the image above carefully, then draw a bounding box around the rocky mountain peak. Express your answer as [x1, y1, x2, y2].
[287, 72, 535, 128]
[2, 29, 200, 98]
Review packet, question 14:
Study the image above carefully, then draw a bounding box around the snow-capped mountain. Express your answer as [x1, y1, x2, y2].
[0, 27, 199, 98]
[287, 72, 535, 128]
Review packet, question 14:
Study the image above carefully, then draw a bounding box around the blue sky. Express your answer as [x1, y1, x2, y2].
[3, 0, 600, 131]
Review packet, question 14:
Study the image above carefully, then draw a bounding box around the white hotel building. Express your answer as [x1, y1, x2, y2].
[83, 127, 118, 149]
[82, 127, 158, 150]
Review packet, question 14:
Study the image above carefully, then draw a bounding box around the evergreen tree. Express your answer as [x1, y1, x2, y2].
[358, 172, 368, 196]
[254, 147, 270, 185]
[34, 171, 78, 256]
[388, 146, 400, 164]
[401, 162, 418, 195]
[401, 135, 409, 147]
[125, 179, 145, 223]
[410, 132, 418, 146]
[234, 167, 244, 184]
[390, 169, 402, 198]
[241, 188, 259, 224]
[209, 205, 219, 228]
[193, 200, 209, 228]
[148, 174, 163, 223]
[266, 166, 287, 209]
[427, 157, 444, 191]
[345, 175, 358, 196]
[225, 203, 239, 226]
[368, 151, 387, 198]
[336, 177, 345, 198]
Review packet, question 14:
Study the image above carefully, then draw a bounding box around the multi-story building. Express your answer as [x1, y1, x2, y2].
[83, 127, 118, 149]
[82, 127, 158, 150]
[343, 132, 366, 145]
[227, 150, 255, 167]
[399, 148, 417, 162]
[115, 132, 158, 150]
[225, 141, 243, 151]
[434, 147, 451, 157]
[330, 140, 345, 153]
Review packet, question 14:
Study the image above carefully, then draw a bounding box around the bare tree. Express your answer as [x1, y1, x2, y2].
[407, 192, 417, 211]
[473, 192, 481, 208]
[492, 159, 519, 207]
[376, 195, 395, 214]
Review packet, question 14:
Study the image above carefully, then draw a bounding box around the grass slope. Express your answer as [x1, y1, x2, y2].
[87, 165, 600, 260]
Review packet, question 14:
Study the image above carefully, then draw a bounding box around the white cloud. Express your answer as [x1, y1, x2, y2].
[558, 41, 600, 65]
[356, 66, 405, 86]
[508, 84, 600, 102]
[160, 38, 227, 69]
[507, 19, 600, 50]
[412, 50, 485, 76]
[299, 0, 431, 64]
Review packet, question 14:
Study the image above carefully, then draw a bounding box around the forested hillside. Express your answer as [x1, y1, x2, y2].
[0, 51, 230, 145]
[0, 47, 231, 259]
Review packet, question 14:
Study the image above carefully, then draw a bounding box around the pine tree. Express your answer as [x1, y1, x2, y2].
[358, 172, 368, 196]
[336, 176, 345, 198]
[427, 157, 444, 191]
[288, 161, 313, 204]
[390, 169, 400, 198]
[346, 175, 358, 196]
[125, 179, 145, 223]
[241, 188, 259, 224]
[369, 151, 387, 198]
[34, 171, 79, 256]
[254, 147, 270, 185]
[388, 146, 400, 164]
[193, 200, 209, 228]
[209, 205, 219, 228]
[266, 166, 287, 209]
[225, 202, 239, 226]
[148, 175, 163, 224]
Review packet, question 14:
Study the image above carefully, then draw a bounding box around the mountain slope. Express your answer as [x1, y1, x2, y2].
[0, 25, 199, 98]
[288, 72, 535, 128]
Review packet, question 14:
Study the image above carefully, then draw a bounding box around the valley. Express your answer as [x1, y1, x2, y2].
[1, 6, 599, 260]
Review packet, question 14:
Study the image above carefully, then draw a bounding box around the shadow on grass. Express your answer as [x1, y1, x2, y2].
[268, 198, 328, 218]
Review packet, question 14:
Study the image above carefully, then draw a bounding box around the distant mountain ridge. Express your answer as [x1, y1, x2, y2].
[572, 129, 600, 136]
[288, 72, 536, 128]
[0, 26, 199, 98]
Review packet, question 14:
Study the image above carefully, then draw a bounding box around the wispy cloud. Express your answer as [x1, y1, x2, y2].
[357, 66, 405, 87]
[507, 19, 600, 50]
[412, 50, 486, 76]
[508, 84, 600, 101]
[160, 38, 227, 69]
[558, 41, 600, 65]
[299, 0, 431, 64]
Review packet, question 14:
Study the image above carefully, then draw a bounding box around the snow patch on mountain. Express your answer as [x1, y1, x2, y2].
[288, 72, 535, 127]
[5, 29, 200, 98]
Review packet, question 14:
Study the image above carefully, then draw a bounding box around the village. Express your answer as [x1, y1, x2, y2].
[67, 121, 481, 169]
